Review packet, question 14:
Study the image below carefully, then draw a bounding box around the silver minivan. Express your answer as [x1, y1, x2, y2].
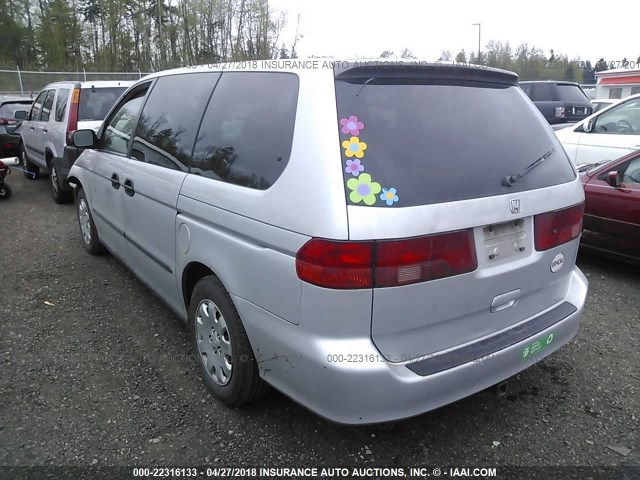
[67, 60, 588, 425]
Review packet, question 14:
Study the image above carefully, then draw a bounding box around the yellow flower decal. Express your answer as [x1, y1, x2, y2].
[342, 136, 367, 158]
[347, 173, 381, 205]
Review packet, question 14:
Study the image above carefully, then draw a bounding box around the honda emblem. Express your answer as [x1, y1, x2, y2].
[509, 198, 521, 214]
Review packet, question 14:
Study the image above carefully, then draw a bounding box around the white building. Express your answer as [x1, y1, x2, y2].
[595, 68, 640, 99]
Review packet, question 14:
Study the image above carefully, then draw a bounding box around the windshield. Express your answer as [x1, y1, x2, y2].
[335, 79, 576, 207]
[556, 84, 589, 102]
[0, 102, 32, 118]
[78, 87, 127, 121]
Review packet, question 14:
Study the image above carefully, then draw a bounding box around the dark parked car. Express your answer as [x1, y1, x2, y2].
[0, 96, 32, 158]
[520, 81, 593, 125]
[578, 150, 640, 263]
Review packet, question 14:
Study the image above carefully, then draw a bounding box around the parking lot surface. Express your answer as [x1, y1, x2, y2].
[1, 173, 638, 468]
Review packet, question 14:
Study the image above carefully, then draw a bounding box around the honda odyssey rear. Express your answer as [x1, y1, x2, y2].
[67, 60, 587, 425]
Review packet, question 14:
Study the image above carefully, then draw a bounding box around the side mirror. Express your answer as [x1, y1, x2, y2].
[583, 118, 595, 133]
[14, 110, 28, 120]
[71, 129, 98, 149]
[606, 171, 620, 187]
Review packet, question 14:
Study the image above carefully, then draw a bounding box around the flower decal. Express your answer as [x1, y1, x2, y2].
[340, 115, 365, 136]
[347, 173, 381, 205]
[342, 136, 367, 158]
[345, 159, 365, 177]
[380, 187, 399, 206]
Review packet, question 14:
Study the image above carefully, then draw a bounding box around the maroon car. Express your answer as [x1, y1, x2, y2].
[578, 150, 640, 263]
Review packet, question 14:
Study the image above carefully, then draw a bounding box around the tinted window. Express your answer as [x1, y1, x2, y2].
[131, 73, 218, 171]
[335, 79, 576, 207]
[79, 87, 127, 121]
[30, 91, 47, 121]
[191, 72, 299, 189]
[556, 85, 589, 102]
[0, 102, 32, 118]
[631, 87, 640, 96]
[101, 86, 149, 156]
[622, 158, 640, 184]
[531, 83, 555, 101]
[55, 89, 70, 122]
[40, 90, 56, 122]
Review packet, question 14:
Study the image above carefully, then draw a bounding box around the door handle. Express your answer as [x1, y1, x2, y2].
[123, 178, 135, 197]
[29, 126, 34, 130]
[42, 128, 47, 133]
[110, 172, 120, 189]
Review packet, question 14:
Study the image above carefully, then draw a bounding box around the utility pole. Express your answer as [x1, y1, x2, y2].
[472, 23, 481, 63]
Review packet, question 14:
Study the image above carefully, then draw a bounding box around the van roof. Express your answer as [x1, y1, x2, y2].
[140, 58, 519, 85]
[41, 80, 136, 89]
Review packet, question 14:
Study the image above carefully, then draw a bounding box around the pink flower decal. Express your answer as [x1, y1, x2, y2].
[340, 115, 365, 136]
[345, 159, 365, 177]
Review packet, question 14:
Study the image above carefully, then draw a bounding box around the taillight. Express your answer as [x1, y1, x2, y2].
[66, 88, 80, 144]
[295, 230, 477, 289]
[0, 117, 14, 125]
[554, 107, 566, 118]
[375, 231, 477, 287]
[534, 203, 584, 251]
[0, 118, 5, 125]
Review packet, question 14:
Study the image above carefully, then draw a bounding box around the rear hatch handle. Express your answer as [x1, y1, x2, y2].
[491, 289, 521, 313]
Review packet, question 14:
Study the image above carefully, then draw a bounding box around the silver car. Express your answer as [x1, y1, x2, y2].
[67, 60, 588, 425]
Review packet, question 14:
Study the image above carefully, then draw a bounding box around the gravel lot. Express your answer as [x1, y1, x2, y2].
[1, 172, 638, 470]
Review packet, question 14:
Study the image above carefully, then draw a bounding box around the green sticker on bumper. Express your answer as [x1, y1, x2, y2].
[520, 332, 555, 361]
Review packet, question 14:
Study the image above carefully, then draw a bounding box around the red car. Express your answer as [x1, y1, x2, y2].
[578, 150, 640, 263]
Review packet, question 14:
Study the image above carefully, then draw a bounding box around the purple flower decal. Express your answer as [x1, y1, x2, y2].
[340, 115, 365, 136]
[345, 159, 365, 177]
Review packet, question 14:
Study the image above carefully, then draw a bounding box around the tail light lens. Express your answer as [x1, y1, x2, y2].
[554, 107, 566, 118]
[534, 203, 584, 251]
[296, 230, 477, 289]
[0, 117, 16, 125]
[66, 88, 80, 145]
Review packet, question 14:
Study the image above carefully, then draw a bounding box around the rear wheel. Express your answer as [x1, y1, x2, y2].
[189, 275, 269, 406]
[0, 183, 11, 199]
[20, 144, 40, 180]
[76, 188, 105, 255]
[50, 163, 72, 204]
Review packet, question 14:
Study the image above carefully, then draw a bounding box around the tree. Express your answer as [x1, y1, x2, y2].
[400, 48, 415, 59]
[379, 50, 394, 58]
[594, 58, 609, 72]
[438, 50, 451, 61]
[455, 49, 466, 63]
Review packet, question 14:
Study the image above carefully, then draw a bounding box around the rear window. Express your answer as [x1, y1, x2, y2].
[335, 78, 576, 207]
[556, 84, 589, 102]
[78, 87, 127, 121]
[0, 102, 32, 118]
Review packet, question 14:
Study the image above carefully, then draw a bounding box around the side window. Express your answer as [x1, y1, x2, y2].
[29, 91, 47, 121]
[40, 90, 56, 122]
[131, 73, 218, 171]
[631, 87, 640, 96]
[101, 85, 150, 156]
[54, 88, 70, 122]
[191, 72, 299, 189]
[594, 98, 640, 135]
[621, 158, 640, 184]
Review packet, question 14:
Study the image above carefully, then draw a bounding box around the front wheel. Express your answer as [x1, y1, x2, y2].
[76, 188, 105, 255]
[20, 145, 40, 180]
[189, 275, 269, 406]
[0, 183, 11, 199]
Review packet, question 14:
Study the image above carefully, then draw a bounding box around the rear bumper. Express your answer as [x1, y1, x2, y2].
[0, 133, 21, 157]
[52, 146, 81, 191]
[236, 267, 588, 425]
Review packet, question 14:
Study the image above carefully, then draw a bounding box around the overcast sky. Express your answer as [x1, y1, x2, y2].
[270, 0, 639, 63]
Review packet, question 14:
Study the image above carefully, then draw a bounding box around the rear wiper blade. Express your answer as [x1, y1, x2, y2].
[355, 77, 376, 97]
[501, 148, 555, 187]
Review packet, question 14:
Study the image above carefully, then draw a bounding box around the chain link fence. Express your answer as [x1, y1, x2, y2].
[0, 69, 151, 96]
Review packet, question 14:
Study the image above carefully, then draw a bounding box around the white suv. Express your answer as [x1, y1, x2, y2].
[19, 80, 132, 202]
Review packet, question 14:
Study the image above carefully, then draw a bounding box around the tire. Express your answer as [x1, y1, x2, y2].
[76, 188, 105, 255]
[50, 163, 72, 204]
[0, 183, 11, 199]
[20, 144, 40, 180]
[189, 275, 269, 406]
